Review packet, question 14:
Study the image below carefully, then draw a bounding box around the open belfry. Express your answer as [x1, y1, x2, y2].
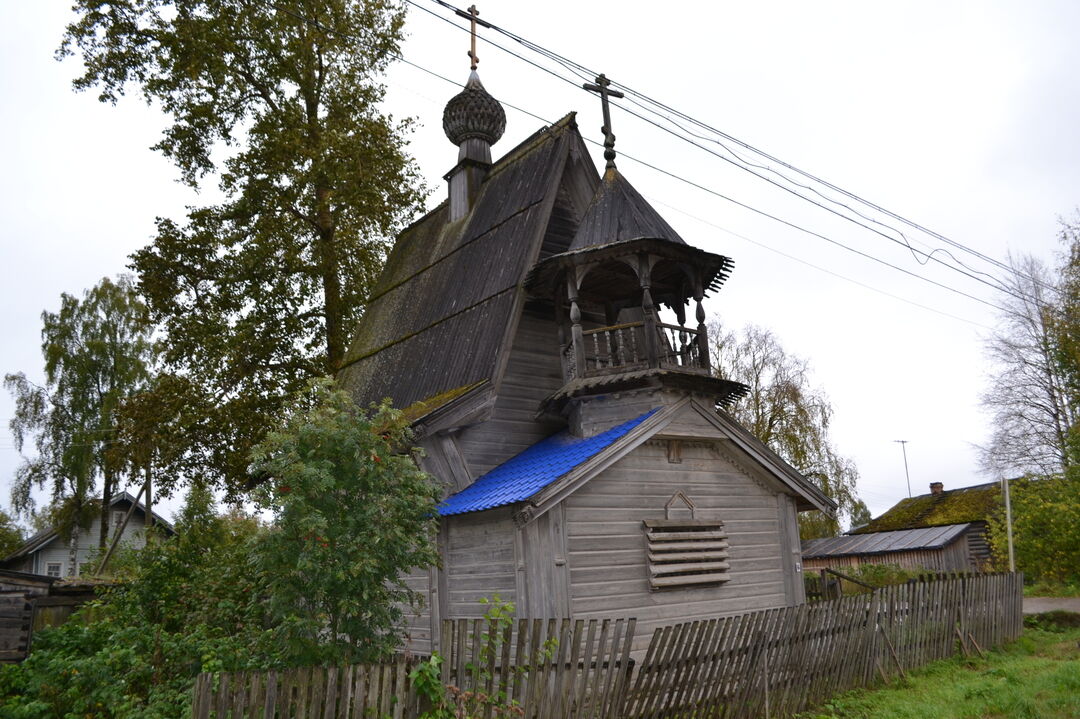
[339, 8, 835, 653]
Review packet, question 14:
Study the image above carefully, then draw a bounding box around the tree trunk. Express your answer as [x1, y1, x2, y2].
[98, 469, 114, 551]
[315, 184, 343, 372]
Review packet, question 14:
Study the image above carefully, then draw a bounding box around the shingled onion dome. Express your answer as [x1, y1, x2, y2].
[443, 71, 505, 221]
[443, 71, 505, 160]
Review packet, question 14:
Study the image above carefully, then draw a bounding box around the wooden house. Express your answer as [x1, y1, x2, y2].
[0, 492, 173, 579]
[339, 67, 835, 653]
[841, 481, 1005, 571]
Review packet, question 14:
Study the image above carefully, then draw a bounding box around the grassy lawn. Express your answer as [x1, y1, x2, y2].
[798, 614, 1080, 719]
[1024, 579, 1080, 598]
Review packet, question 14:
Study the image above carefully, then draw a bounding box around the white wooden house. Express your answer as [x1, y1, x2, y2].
[1, 492, 172, 578]
[339, 68, 836, 654]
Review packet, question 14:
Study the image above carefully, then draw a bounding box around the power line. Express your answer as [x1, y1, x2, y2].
[649, 197, 994, 330]
[272, 1, 1013, 316]
[417, 0, 1060, 304]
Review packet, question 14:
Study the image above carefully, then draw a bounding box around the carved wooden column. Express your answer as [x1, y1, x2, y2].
[568, 277, 586, 379]
[694, 278, 710, 371]
[640, 255, 659, 368]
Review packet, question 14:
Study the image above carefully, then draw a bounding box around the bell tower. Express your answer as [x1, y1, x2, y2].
[526, 74, 746, 426]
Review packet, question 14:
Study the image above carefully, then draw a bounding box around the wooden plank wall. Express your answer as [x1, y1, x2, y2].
[191, 573, 1023, 719]
[454, 308, 565, 477]
[445, 510, 518, 618]
[802, 540, 974, 573]
[564, 439, 790, 651]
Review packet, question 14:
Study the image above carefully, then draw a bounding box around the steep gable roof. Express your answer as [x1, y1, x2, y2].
[852, 481, 1004, 534]
[436, 399, 835, 520]
[339, 114, 594, 413]
[1, 492, 174, 564]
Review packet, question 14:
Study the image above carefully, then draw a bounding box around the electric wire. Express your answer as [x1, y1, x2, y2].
[271, 0, 1016, 317]
[649, 197, 994, 331]
[420, 0, 1060, 301]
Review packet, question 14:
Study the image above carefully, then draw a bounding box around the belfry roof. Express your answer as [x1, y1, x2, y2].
[569, 166, 685, 251]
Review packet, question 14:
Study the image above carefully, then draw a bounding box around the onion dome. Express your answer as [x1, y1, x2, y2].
[442, 71, 506, 147]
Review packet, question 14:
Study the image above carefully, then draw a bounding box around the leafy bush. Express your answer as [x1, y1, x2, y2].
[0, 491, 272, 718]
[0, 380, 440, 718]
[991, 475, 1080, 584]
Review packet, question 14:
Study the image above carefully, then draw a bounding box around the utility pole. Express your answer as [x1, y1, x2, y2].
[894, 440, 912, 498]
[1001, 476, 1016, 572]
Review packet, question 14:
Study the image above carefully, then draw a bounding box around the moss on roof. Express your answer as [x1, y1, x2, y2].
[400, 381, 486, 424]
[853, 481, 1003, 534]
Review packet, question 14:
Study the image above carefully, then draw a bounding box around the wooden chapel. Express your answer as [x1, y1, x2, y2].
[339, 38, 835, 653]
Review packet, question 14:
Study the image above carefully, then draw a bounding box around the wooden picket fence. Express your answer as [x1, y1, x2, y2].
[191, 572, 1022, 719]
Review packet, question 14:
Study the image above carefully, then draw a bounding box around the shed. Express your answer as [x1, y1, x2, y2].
[801, 523, 982, 572]
[340, 63, 836, 654]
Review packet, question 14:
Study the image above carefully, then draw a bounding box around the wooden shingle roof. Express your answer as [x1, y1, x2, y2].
[569, 166, 685, 250]
[339, 114, 590, 412]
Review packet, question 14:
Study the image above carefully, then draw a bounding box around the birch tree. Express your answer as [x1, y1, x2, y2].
[710, 321, 867, 538]
[5, 276, 153, 553]
[979, 250, 1078, 477]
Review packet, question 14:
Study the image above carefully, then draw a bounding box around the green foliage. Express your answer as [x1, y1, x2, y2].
[708, 320, 867, 538]
[5, 275, 153, 547]
[61, 1, 425, 494]
[1, 382, 441, 717]
[0, 490, 272, 719]
[251, 378, 440, 664]
[0, 509, 26, 558]
[991, 475, 1080, 583]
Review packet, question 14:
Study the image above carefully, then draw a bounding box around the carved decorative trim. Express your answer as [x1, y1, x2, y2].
[512, 505, 535, 528]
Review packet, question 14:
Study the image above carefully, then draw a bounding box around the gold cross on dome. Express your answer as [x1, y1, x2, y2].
[583, 74, 624, 169]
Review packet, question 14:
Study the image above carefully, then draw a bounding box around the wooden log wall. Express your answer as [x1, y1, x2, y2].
[191, 573, 1022, 719]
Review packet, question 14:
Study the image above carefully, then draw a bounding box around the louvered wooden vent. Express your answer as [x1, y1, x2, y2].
[644, 519, 730, 590]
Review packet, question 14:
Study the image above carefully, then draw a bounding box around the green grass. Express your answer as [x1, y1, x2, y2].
[798, 616, 1080, 719]
[1024, 579, 1080, 598]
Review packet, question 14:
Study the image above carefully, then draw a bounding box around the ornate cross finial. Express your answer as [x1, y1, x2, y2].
[467, 5, 480, 70]
[583, 74, 624, 169]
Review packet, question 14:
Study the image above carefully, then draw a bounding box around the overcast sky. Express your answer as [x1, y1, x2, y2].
[2, 1, 1077, 524]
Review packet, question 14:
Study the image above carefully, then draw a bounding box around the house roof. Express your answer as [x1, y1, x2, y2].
[338, 113, 589, 413]
[852, 481, 1003, 534]
[2, 491, 174, 563]
[802, 523, 975, 559]
[438, 409, 660, 516]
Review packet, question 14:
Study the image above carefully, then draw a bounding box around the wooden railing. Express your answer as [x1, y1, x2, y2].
[581, 321, 648, 375]
[571, 320, 708, 379]
[191, 573, 1023, 719]
[656, 323, 704, 371]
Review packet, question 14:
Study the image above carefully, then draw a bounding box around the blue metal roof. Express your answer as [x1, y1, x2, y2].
[438, 408, 659, 516]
